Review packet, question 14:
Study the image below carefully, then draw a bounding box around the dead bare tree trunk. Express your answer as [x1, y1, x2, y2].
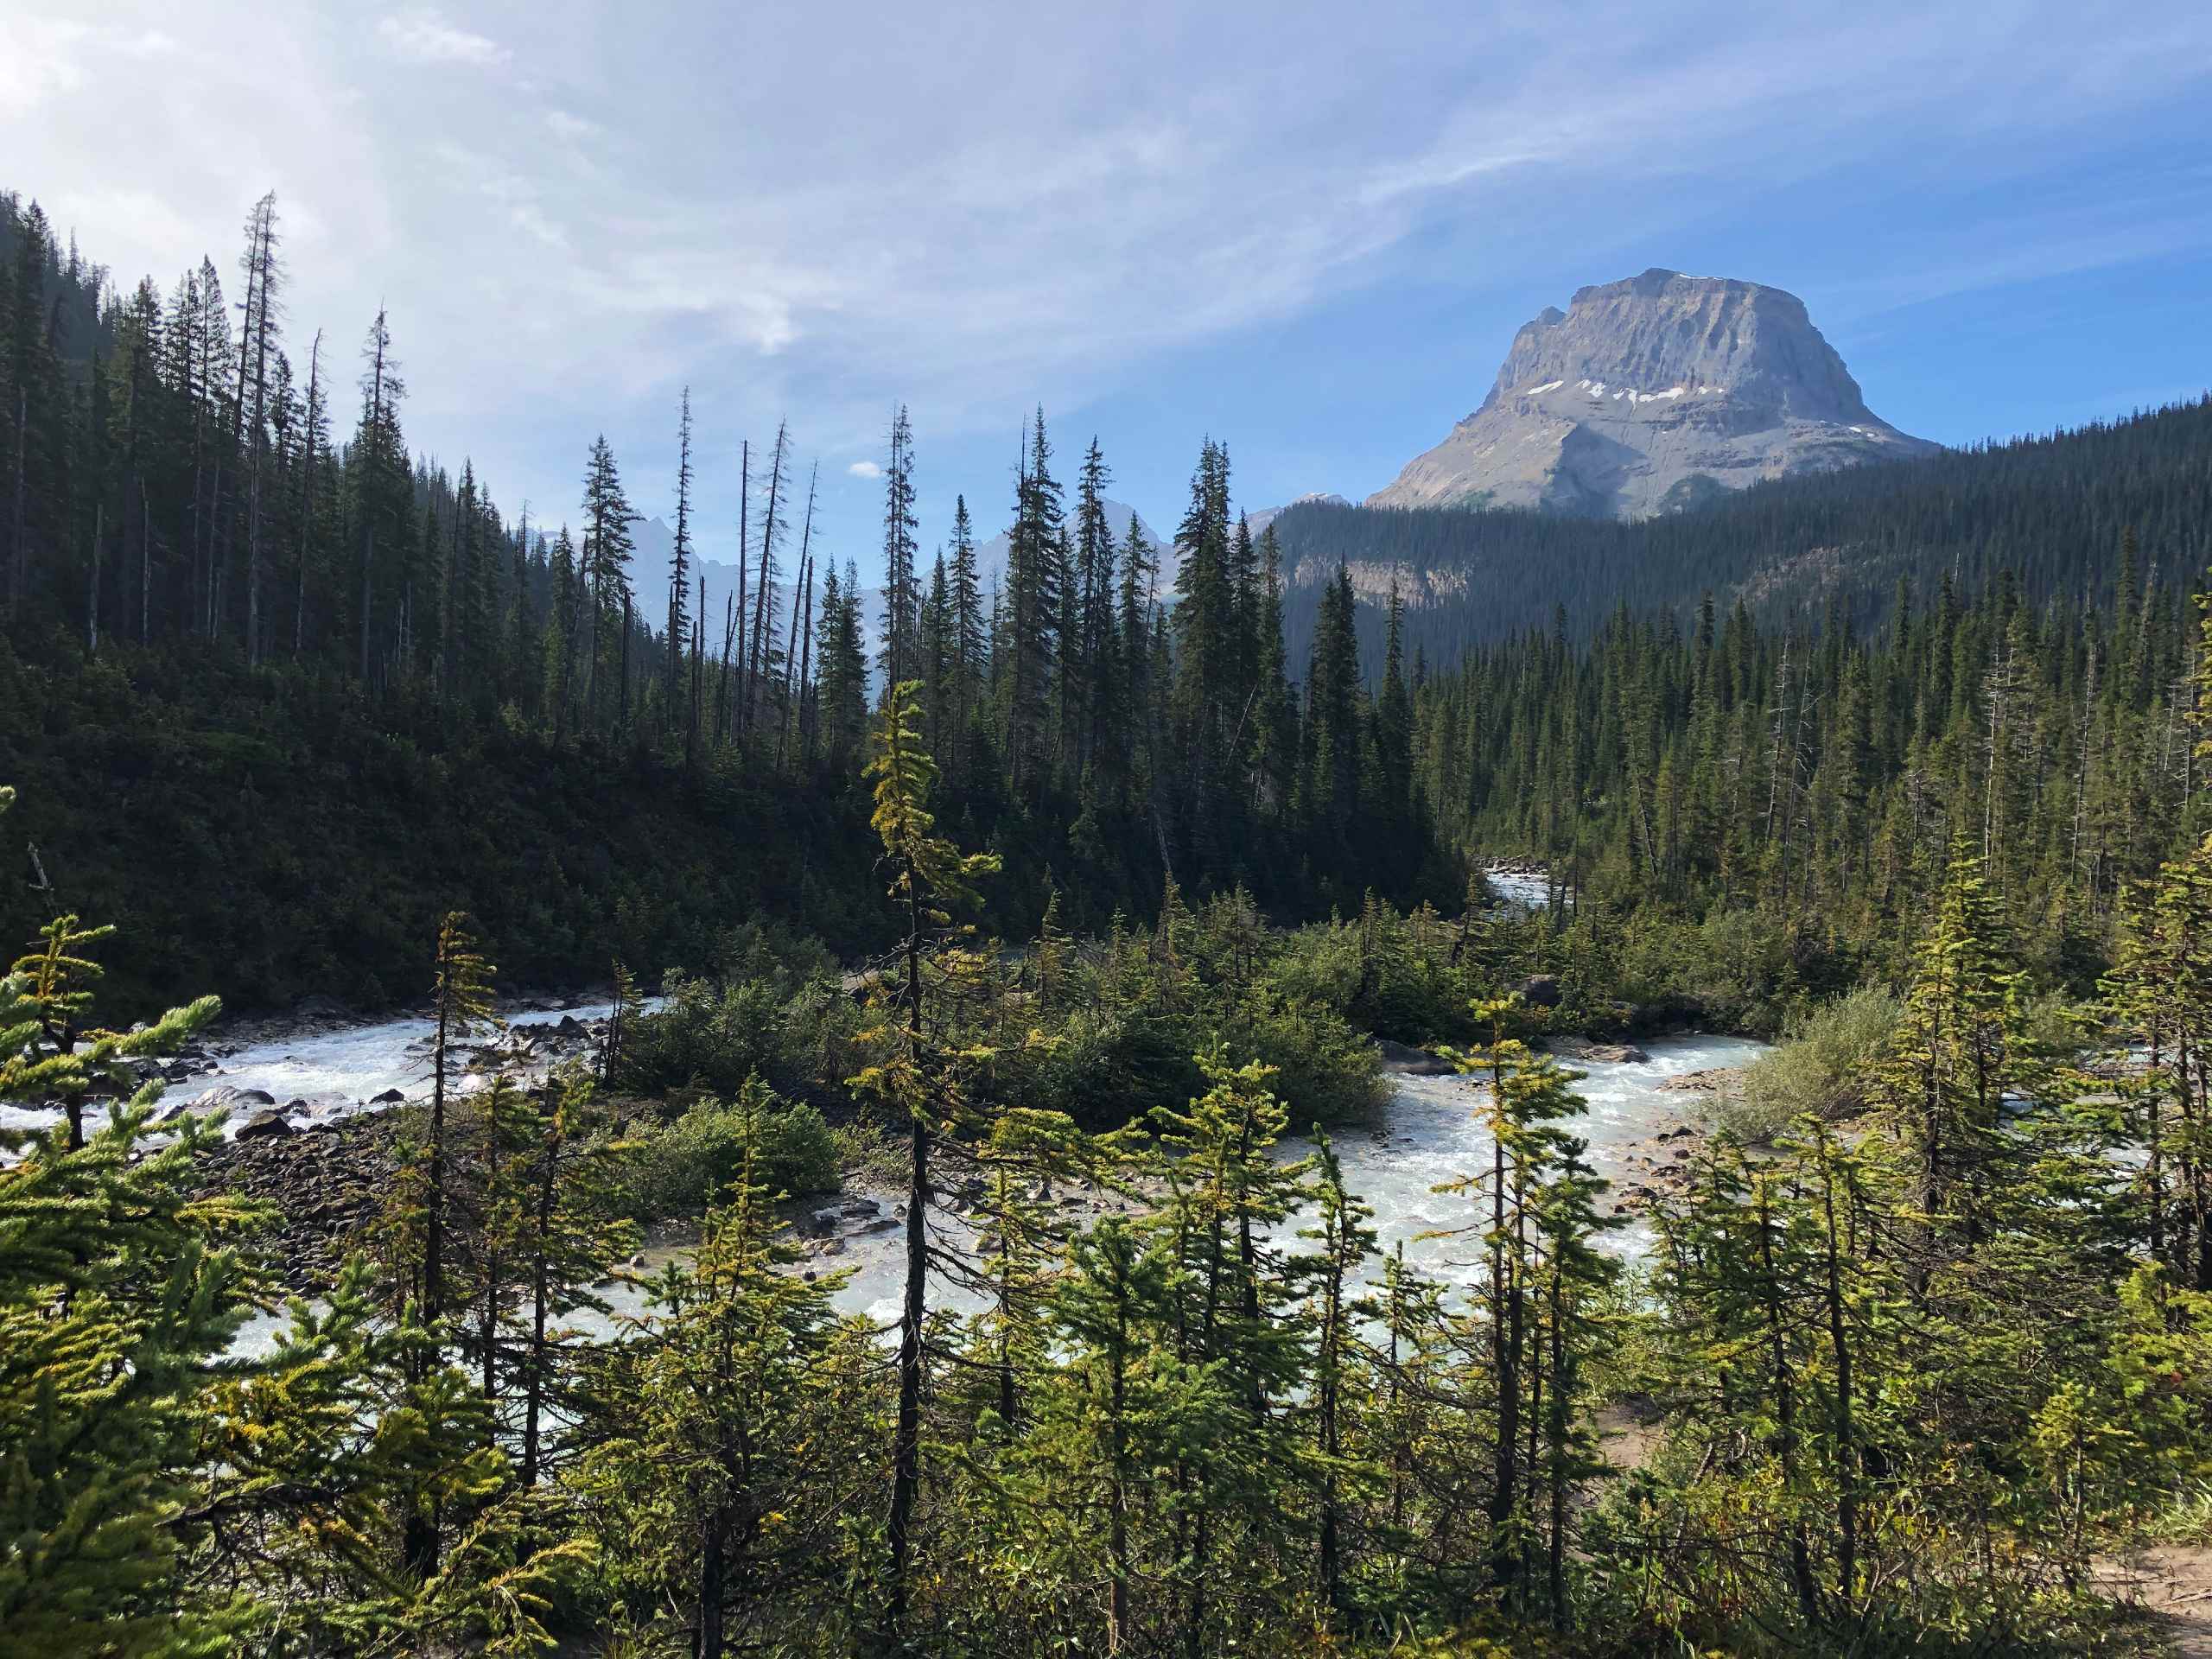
[86, 501, 102, 652]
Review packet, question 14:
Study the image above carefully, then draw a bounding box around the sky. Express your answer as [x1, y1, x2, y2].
[5, 1, 2211, 577]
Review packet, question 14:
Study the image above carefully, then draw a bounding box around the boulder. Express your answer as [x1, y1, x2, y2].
[1545, 1035, 1649, 1065]
[1376, 1039, 1456, 1077]
[368, 1088, 404, 1104]
[1516, 975, 1563, 1008]
[839, 1198, 882, 1218]
[236, 1109, 296, 1141]
[555, 1014, 588, 1039]
[1656, 1067, 1745, 1098]
[191, 1084, 260, 1111]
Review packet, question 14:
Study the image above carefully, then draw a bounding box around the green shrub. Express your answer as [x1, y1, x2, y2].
[1720, 984, 1902, 1141]
[1014, 1006, 1197, 1129]
[1219, 989, 1389, 1126]
[620, 971, 808, 1099]
[623, 1078, 840, 1217]
[1001, 986, 1384, 1130]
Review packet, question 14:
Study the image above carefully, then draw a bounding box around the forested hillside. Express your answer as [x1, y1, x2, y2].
[0, 190, 1452, 1008]
[1274, 396, 2212, 672]
[1405, 551, 2205, 1007]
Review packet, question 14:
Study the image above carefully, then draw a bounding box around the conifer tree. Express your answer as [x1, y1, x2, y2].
[666, 387, 694, 722]
[854, 682, 1000, 1647]
[879, 403, 919, 694]
[578, 1096, 868, 1657]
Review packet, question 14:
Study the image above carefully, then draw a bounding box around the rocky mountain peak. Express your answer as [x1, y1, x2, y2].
[1370, 270, 1934, 519]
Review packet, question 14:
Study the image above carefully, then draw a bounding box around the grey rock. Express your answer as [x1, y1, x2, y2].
[838, 1198, 881, 1218]
[1369, 269, 1937, 520]
[1376, 1039, 1455, 1077]
[1515, 975, 1562, 1008]
[368, 1088, 404, 1104]
[236, 1109, 296, 1141]
[1548, 1036, 1650, 1065]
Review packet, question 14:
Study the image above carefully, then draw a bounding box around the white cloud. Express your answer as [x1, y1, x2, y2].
[9, 0, 2210, 563]
[376, 9, 507, 67]
[847, 461, 883, 480]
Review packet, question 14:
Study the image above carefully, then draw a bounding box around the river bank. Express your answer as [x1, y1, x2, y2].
[178, 998, 1760, 1322]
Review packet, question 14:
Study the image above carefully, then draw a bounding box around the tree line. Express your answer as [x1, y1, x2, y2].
[0, 188, 1452, 993]
[1268, 394, 2212, 676]
[1408, 546, 2205, 1007]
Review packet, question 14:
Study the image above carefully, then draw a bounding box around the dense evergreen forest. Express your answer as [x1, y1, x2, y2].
[10, 188, 2212, 1657]
[1272, 396, 2212, 672]
[0, 188, 1450, 1007]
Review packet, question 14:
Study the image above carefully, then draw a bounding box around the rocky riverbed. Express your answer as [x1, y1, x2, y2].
[88, 998, 1764, 1315]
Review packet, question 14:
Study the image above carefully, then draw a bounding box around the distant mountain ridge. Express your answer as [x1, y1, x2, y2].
[1277, 395, 2212, 677]
[1370, 269, 1936, 519]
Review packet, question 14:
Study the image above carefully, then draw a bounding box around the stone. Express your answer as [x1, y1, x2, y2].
[1656, 1067, 1745, 1098]
[236, 1109, 296, 1141]
[369, 1088, 404, 1104]
[1516, 974, 1562, 1008]
[1546, 1035, 1649, 1065]
[839, 1198, 881, 1218]
[1376, 1039, 1455, 1077]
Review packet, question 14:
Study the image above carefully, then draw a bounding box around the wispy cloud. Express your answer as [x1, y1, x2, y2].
[376, 8, 506, 67]
[8, 0, 2210, 557]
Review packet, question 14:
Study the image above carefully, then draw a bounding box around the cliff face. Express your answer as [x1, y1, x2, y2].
[1369, 269, 1936, 518]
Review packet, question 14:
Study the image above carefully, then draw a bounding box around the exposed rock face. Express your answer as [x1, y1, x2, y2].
[1369, 269, 1936, 519]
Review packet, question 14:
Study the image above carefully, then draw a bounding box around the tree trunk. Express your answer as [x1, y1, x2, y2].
[9, 387, 23, 625]
[1756, 1182, 1820, 1627]
[86, 501, 101, 652]
[885, 856, 929, 1649]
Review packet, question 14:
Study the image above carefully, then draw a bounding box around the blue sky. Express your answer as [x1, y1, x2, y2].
[6, 2, 2209, 578]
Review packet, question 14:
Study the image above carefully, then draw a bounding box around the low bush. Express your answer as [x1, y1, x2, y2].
[622, 1077, 840, 1216]
[1719, 984, 1903, 1140]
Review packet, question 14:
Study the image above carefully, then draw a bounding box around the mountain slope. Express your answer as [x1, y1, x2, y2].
[1281, 396, 2212, 675]
[1370, 269, 1936, 519]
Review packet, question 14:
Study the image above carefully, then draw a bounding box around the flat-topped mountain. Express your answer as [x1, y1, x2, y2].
[1368, 268, 1936, 518]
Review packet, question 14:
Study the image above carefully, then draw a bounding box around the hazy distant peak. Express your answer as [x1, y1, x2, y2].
[1245, 493, 1351, 538]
